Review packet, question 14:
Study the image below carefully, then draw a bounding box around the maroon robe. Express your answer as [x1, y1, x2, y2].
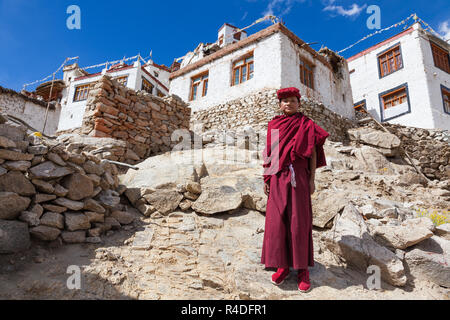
[261, 111, 329, 270]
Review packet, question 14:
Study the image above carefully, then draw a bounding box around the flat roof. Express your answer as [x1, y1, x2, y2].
[170, 22, 332, 80]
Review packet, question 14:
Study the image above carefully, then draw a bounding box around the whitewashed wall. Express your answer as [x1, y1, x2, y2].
[348, 23, 450, 130]
[278, 32, 354, 119]
[0, 89, 60, 136]
[169, 33, 284, 112]
[418, 30, 450, 131]
[170, 31, 354, 119]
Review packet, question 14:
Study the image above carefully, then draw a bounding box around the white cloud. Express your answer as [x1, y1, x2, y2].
[323, 0, 367, 18]
[262, 0, 306, 18]
[438, 20, 450, 41]
[241, 11, 248, 21]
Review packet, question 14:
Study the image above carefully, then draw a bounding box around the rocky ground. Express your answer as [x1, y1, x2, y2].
[1, 136, 449, 300]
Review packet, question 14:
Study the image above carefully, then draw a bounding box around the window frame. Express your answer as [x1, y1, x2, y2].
[299, 56, 315, 90]
[430, 42, 450, 74]
[378, 83, 411, 122]
[73, 83, 94, 102]
[377, 42, 404, 79]
[231, 51, 254, 86]
[354, 99, 366, 113]
[141, 77, 154, 94]
[441, 84, 450, 115]
[113, 75, 128, 87]
[189, 70, 209, 101]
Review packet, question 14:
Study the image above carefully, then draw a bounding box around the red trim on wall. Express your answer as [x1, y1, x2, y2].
[347, 27, 414, 62]
[141, 67, 169, 92]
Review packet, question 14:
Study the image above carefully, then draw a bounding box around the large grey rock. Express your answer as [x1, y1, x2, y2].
[348, 127, 401, 152]
[0, 192, 31, 220]
[64, 212, 90, 231]
[19, 211, 41, 227]
[83, 199, 106, 213]
[353, 146, 396, 174]
[435, 223, 450, 240]
[371, 224, 433, 250]
[322, 203, 407, 286]
[3, 160, 31, 171]
[111, 211, 136, 225]
[0, 170, 36, 196]
[0, 149, 33, 161]
[405, 236, 450, 288]
[311, 189, 348, 228]
[30, 225, 61, 241]
[29, 161, 73, 180]
[40, 212, 65, 229]
[191, 186, 243, 215]
[143, 190, 184, 215]
[0, 122, 27, 142]
[0, 220, 30, 253]
[60, 173, 94, 201]
[0, 136, 16, 148]
[31, 179, 55, 194]
[53, 198, 84, 211]
[96, 190, 120, 209]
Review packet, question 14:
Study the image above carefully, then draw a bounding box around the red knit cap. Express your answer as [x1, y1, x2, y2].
[277, 87, 301, 100]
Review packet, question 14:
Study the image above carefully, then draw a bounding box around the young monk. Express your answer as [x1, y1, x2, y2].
[261, 87, 330, 293]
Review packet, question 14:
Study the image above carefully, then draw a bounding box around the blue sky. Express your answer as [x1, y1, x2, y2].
[0, 0, 448, 91]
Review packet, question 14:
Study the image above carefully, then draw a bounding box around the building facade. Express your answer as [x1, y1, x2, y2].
[348, 22, 450, 130]
[169, 22, 354, 120]
[57, 59, 171, 132]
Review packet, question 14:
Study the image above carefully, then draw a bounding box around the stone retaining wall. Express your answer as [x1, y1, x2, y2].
[0, 119, 135, 253]
[57, 76, 191, 160]
[190, 88, 357, 143]
[360, 120, 450, 181]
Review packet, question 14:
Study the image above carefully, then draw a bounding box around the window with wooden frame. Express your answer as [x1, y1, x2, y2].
[299, 58, 314, 89]
[73, 83, 94, 102]
[378, 44, 403, 78]
[431, 42, 450, 73]
[232, 53, 254, 86]
[219, 35, 224, 46]
[190, 72, 209, 101]
[381, 86, 408, 110]
[157, 89, 165, 98]
[141, 77, 154, 94]
[114, 76, 128, 87]
[353, 100, 366, 113]
[442, 85, 450, 114]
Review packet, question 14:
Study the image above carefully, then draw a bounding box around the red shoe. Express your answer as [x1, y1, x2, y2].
[297, 269, 311, 292]
[271, 268, 290, 285]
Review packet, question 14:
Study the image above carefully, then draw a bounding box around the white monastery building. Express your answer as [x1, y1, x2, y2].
[169, 22, 355, 120]
[57, 59, 171, 132]
[347, 22, 450, 130]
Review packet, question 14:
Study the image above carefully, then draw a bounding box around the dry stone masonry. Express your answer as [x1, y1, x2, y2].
[0, 116, 138, 253]
[57, 75, 191, 163]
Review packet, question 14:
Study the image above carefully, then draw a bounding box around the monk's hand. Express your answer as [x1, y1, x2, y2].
[309, 178, 315, 195]
[264, 182, 270, 196]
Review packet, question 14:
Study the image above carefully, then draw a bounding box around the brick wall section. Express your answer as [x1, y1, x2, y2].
[67, 76, 191, 159]
[190, 88, 357, 143]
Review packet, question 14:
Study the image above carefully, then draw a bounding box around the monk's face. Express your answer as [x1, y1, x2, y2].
[279, 96, 300, 116]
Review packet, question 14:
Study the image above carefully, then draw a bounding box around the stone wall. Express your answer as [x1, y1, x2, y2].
[0, 86, 60, 136]
[190, 88, 357, 143]
[0, 118, 136, 253]
[359, 120, 450, 181]
[57, 76, 191, 160]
